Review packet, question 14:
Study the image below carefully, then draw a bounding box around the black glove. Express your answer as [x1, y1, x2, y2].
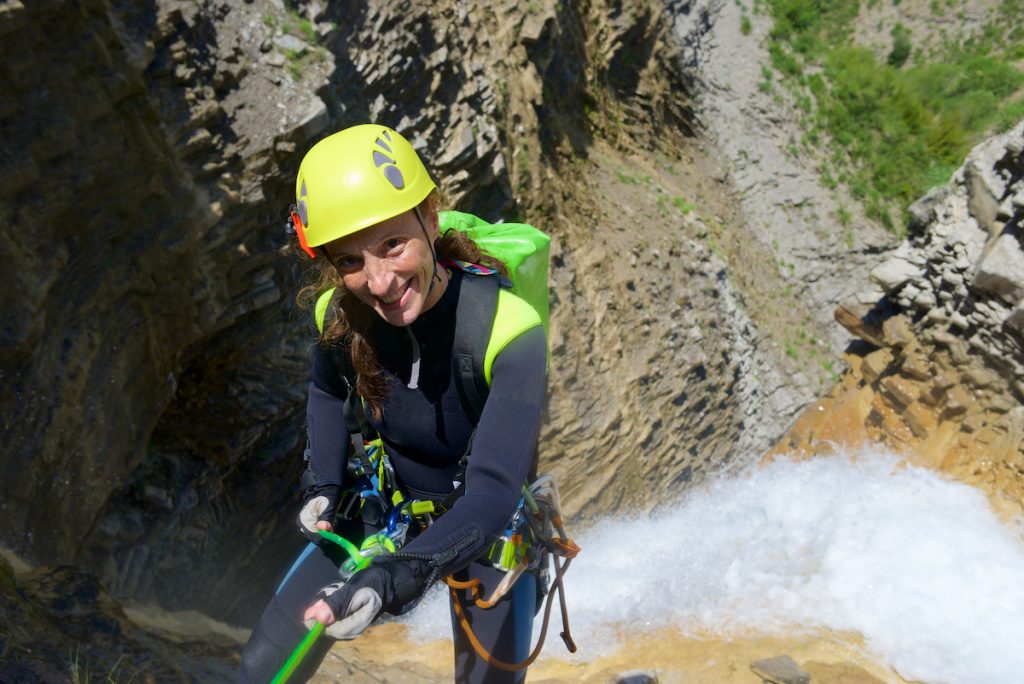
[311, 560, 429, 639]
[298, 484, 342, 541]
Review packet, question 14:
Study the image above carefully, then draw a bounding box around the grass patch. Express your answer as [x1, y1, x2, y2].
[763, 0, 1024, 232]
[672, 196, 696, 214]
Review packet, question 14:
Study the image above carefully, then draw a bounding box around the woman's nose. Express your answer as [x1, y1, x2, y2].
[364, 256, 395, 296]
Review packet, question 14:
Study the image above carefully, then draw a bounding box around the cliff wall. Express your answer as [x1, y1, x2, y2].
[1, 0, 788, 629]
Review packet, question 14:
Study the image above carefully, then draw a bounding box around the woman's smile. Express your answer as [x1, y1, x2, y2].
[323, 208, 447, 326]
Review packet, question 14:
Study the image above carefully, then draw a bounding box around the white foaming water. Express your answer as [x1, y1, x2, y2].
[402, 449, 1024, 684]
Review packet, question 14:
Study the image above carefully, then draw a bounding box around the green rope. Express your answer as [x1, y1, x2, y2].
[268, 529, 368, 684]
[269, 621, 324, 684]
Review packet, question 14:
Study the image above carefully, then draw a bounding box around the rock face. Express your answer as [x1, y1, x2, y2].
[779, 122, 1024, 515]
[1, 0, 794, 632]
[0, 0, 323, 623]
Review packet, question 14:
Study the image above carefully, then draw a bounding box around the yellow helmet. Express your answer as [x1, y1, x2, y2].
[291, 124, 437, 258]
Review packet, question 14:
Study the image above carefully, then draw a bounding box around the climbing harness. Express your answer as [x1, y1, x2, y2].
[446, 476, 580, 672]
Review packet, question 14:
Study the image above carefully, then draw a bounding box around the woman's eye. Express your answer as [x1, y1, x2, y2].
[335, 255, 362, 271]
[384, 238, 405, 253]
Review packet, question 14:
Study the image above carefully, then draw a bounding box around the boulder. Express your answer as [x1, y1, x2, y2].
[973, 232, 1024, 302]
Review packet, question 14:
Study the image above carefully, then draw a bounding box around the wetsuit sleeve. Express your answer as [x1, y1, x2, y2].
[396, 325, 546, 575]
[306, 343, 352, 488]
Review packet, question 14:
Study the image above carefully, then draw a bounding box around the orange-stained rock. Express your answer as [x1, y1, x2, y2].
[861, 348, 893, 384]
[834, 303, 885, 347]
[775, 336, 1024, 521]
[943, 385, 973, 414]
[881, 315, 915, 347]
[904, 401, 937, 438]
[880, 375, 920, 408]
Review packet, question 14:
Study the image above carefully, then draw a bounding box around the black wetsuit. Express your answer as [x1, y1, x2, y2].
[240, 269, 547, 683]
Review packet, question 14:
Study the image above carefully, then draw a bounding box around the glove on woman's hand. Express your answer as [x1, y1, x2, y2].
[298, 484, 342, 540]
[302, 561, 429, 640]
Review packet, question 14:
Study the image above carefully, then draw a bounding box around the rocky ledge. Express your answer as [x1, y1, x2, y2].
[779, 122, 1024, 515]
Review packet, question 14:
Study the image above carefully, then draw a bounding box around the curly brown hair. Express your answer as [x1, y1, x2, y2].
[294, 190, 508, 421]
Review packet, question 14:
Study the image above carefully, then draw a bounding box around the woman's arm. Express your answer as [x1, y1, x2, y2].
[395, 324, 547, 575]
[300, 344, 354, 532]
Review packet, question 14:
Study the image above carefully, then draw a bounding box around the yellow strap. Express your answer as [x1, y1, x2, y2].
[315, 288, 336, 334]
[483, 289, 543, 385]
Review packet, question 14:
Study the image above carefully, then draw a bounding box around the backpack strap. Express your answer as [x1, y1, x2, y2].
[452, 271, 500, 424]
[484, 289, 545, 385]
[315, 288, 336, 335]
[316, 294, 373, 477]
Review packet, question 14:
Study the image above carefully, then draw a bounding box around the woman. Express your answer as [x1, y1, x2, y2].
[239, 124, 548, 684]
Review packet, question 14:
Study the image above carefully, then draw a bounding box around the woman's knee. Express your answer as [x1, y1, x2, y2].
[239, 616, 287, 684]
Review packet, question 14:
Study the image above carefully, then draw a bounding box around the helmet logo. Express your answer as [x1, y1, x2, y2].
[297, 180, 309, 225]
[373, 130, 405, 190]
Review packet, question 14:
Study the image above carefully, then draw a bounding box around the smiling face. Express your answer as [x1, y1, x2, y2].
[323, 206, 446, 327]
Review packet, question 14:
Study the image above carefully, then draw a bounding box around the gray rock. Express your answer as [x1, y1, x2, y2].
[609, 670, 659, 684]
[262, 52, 286, 67]
[295, 97, 329, 140]
[273, 34, 308, 54]
[973, 232, 1024, 302]
[870, 256, 923, 294]
[1005, 300, 1024, 334]
[750, 654, 810, 684]
[907, 186, 947, 233]
[966, 159, 1001, 236]
[913, 290, 937, 309]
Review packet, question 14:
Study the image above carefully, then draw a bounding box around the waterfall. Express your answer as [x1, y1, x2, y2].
[404, 449, 1024, 684]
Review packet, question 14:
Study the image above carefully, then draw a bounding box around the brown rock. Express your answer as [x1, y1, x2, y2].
[881, 314, 915, 348]
[964, 366, 999, 390]
[943, 385, 974, 415]
[900, 348, 932, 381]
[881, 375, 919, 408]
[905, 401, 937, 438]
[751, 654, 810, 684]
[931, 371, 956, 390]
[861, 348, 893, 384]
[989, 393, 1019, 414]
[803, 660, 886, 684]
[928, 330, 971, 365]
[834, 302, 885, 347]
[860, 348, 892, 385]
[962, 413, 985, 433]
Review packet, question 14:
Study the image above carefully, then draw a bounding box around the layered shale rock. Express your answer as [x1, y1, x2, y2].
[0, 0, 779, 634]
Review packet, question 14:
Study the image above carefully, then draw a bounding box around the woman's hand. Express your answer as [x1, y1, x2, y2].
[298, 485, 342, 539]
[302, 561, 430, 640]
[303, 572, 386, 640]
[302, 598, 339, 627]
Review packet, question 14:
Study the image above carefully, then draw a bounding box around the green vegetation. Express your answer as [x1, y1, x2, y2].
[887, 22, 911, 67]
[615, 168, 652, 185]
[286, 8, 318, 44]
[672, 196, 696, 214]
[764, 0, 1024, 232]
[741, 14, 753, 35]
[69, 648, 128, 684]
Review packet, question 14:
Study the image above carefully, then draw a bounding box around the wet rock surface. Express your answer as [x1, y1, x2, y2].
[0, 555, 237, 683]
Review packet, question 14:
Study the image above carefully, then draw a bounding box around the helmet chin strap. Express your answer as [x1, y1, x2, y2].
[413, 205, 442, 296]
